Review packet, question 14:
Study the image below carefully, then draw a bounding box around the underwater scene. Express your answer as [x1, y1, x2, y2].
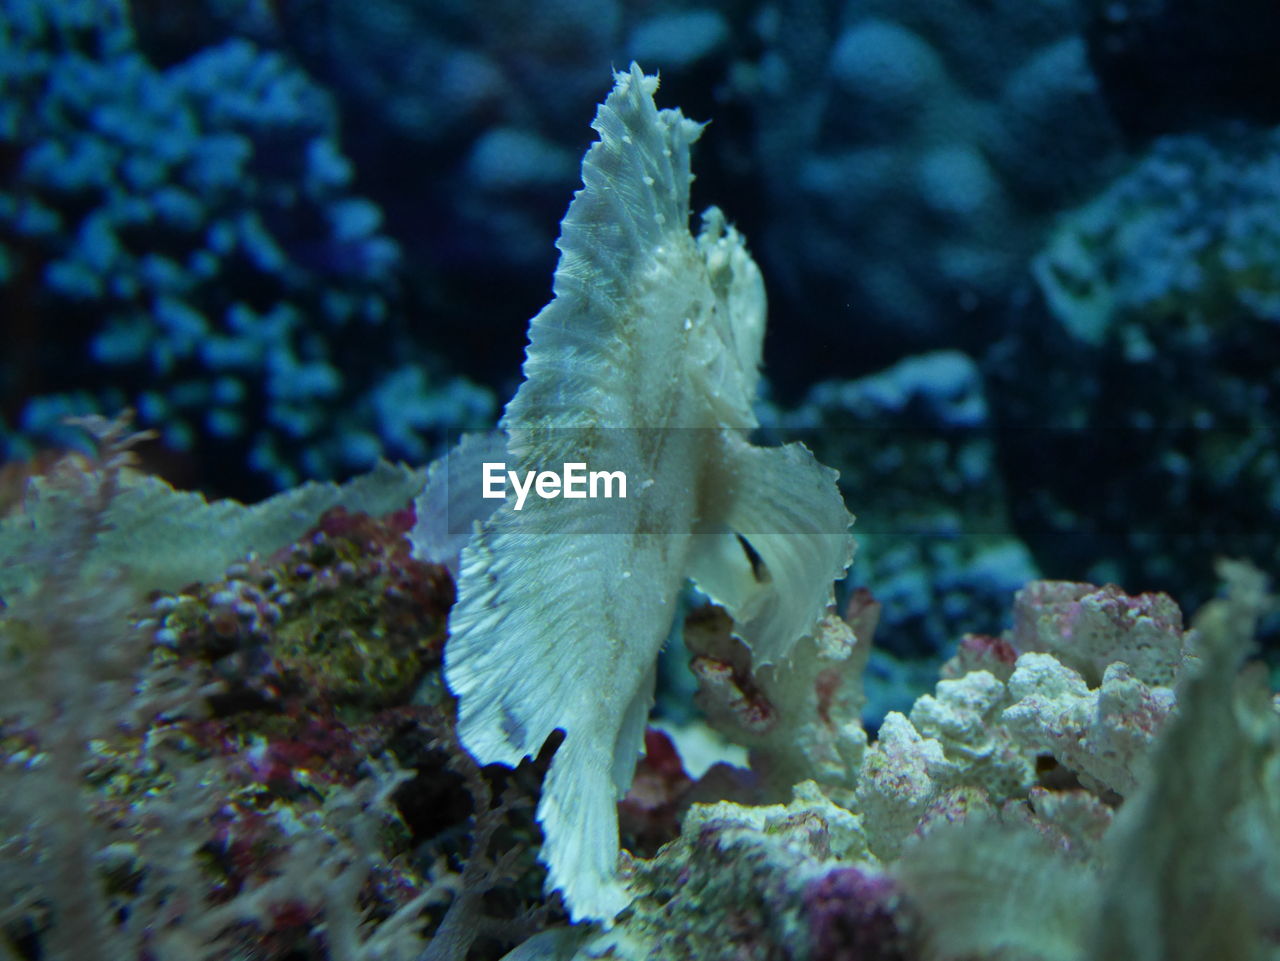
[2, 0, 1279, 957]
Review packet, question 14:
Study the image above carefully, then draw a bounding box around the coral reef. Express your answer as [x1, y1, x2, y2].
[3, 14, 1279, 959]
[2, 419, 1276, 960]
[587, 781, 886, 961]
[556, 566, 1277, 960]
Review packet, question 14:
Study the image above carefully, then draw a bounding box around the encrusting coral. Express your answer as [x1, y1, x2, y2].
[0, 416, 564, 961]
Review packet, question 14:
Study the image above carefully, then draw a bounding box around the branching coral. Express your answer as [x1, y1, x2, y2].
[0, 0, 491, 490]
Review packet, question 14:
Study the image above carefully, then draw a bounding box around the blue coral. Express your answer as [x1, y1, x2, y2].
[0, 0, 492, 489]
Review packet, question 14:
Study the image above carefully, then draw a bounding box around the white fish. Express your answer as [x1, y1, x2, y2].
[437, 64, 854, 923]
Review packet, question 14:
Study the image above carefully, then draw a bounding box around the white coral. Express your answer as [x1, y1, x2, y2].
[1004, 652, 1175, 796]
